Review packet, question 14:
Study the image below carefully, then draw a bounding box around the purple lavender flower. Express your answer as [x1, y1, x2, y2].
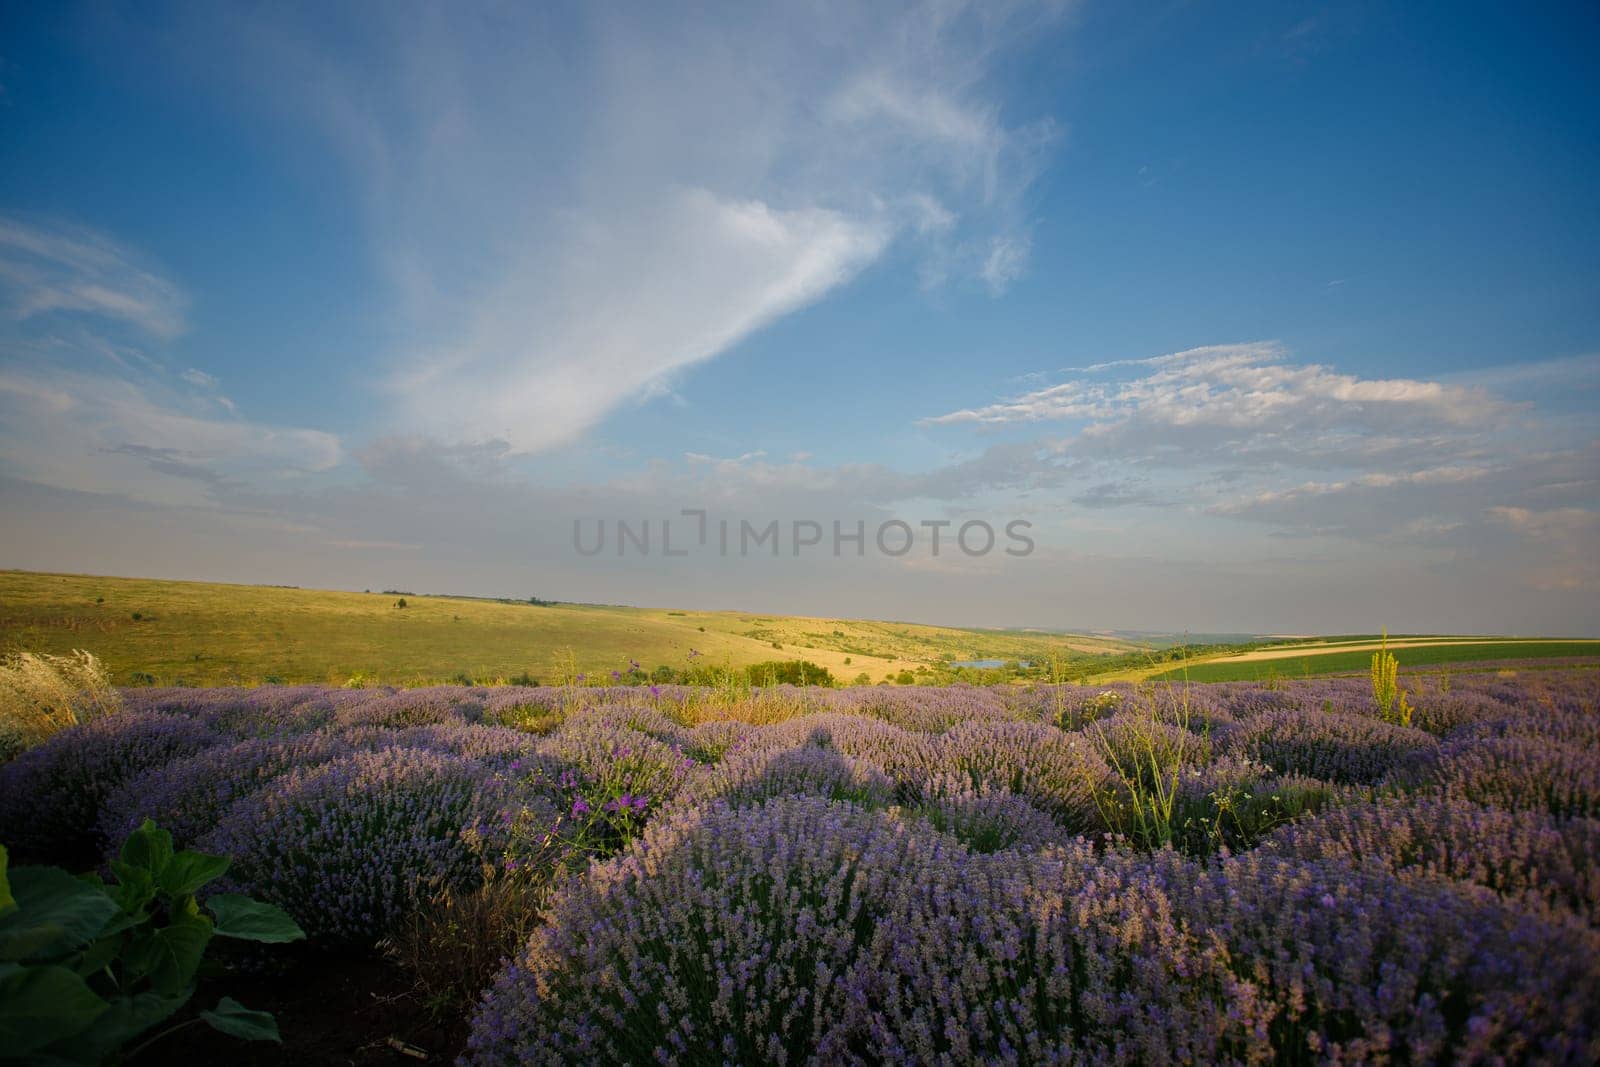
[203, 747, 505, 944]
[0, 712, 219, 866]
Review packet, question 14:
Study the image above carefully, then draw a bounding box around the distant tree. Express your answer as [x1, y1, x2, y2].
[895, 670, 915, 685]
[745, 660, 834, 686]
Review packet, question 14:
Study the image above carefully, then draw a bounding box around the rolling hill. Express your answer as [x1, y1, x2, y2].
[0, 570, 1147, 686]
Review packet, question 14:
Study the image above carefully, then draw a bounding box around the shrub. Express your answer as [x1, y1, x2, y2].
[670, 744, 896, 814]
[1193, 851, 1600, 1063]
[911, 775, 1070, 853]
[1263, 795, 1600, 926]
[464, 799, 1265, 1065]
[1058, 687, 1124, 731]
[1390, 736, 1600, 820]
[1168, 756, 1335, 857]
[1229, 708, 1437, 784]
[555, 704, 691, 748]
[0, 821, 303, 1063]
[827, 685, 1015, 733]
[386, 723, 541, 767]
[465, 797, 903, 1065]
[537, 718, 697, 811]
[382, 865, 553, 1019]
[204, 748, 502, 944]
[744, 660, 834, 687]
[0, 713, 219, 868]
[98, 732, 361, 850]
[934, 719, 1109, 831]
[755, 713, 939, 801]
[120, 686, 345, 737]
[332, 686, 487, 729]
[683, 719, 758, 763]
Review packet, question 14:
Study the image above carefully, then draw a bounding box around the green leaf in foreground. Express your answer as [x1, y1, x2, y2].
[207, 894, 306, 943]
[0, 962, 110, 1054]
[0, 867, 118, 962]
[55, 989, 193, 1063]
[119, 820, 175, 878]
[122, 911, 213, 995]
[200, 996, 282, 1043]
[158, 850, 231, 900]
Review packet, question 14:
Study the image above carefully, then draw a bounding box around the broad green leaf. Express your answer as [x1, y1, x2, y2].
[0, 844, 14, 916]
[122, 911, 212, 995]
[119, 820, 175, 878]
[46, 989, 192, 1062]
[207, 894, 306, 943]
[107, 859, 157, 916]
[200, 996, 282, 1043]
[0, 867, 118, 962]
[0, 963, 110, 1054]
[70, 932, 123, 979]
[159, 851, 231, 899]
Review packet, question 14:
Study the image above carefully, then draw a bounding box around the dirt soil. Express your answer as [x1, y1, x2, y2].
[125, 945, 469, 1066]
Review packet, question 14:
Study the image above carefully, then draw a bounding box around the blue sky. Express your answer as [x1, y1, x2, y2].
[1, 1, 1596, 634]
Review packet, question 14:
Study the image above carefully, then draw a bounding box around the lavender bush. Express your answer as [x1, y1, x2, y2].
[1227, 707, 1438, 784]
[1389, 735, 1600, 819]
[0, 711, 219, 865]
[99, 731, 361, 848]
[5, 671, 1596, 1062]
[463, 798, 1263, 1066]
[203, 746, 504, 943]
[1263, 794, 1600, 926]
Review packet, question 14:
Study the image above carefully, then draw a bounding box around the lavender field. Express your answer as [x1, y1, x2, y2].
[2, 669, 1598, 1064]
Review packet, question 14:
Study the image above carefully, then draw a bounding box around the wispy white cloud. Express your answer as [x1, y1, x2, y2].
[0, 364, 342, 505]
[0, 216, 187, 340]
[924, 342, 1509, 431]
[394, 190, 890, 453]
[1487, 505, 1600, 592]
[0, 216, 340, 506]
[152, 1, 1066, 455]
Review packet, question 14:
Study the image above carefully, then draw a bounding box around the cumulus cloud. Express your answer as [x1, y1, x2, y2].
[916, 342, 1599, 598]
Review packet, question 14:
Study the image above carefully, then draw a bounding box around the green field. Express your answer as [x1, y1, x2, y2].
[0, 570, 1147, 686]
[1147, 640, 1600, 682]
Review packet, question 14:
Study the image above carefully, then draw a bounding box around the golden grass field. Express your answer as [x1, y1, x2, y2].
[0, 570, 1145, 686]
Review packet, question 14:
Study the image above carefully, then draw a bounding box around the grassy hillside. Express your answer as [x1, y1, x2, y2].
[1144, 638, 1600, 682]
[0, 570, 1146, 686]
